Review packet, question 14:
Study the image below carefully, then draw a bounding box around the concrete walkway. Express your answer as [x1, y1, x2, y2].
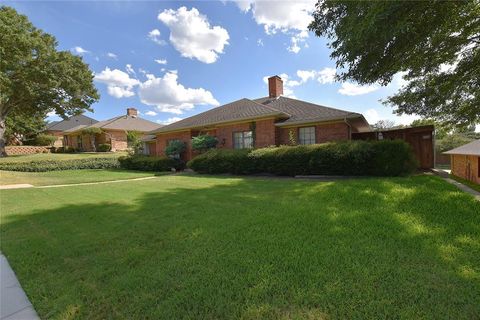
[431, 169, 480, 201]
[0, 255, 38, 320]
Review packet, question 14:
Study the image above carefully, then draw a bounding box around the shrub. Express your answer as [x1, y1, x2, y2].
[26, 134, 57, 146]
[0, 157, 120, 172]
[97, 144, 112, 152]
[165, 140, 186, 158]
[118, 155, 184, 172]
[187, 140, 417, 177]
[191, 135, 218, 153]
[53, 146, 76, 153]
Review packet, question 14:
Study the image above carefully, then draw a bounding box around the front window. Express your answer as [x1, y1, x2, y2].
[233, 131, 253, 149]
[77, 135, 83, 149]
[299, 127, 316, 145]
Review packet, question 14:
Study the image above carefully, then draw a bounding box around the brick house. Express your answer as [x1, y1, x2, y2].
[444, 140, 480, 184]
[149, 75, 370, 161]
[44, 114, 97, 147]
[64, 108, 162, 152]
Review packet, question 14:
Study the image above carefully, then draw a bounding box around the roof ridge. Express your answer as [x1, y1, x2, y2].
[278, 96, 356, 115]
[246, 97, 291, 117]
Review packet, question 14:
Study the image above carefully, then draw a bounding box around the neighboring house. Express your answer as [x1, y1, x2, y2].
[444, 140, 480, 184]
[149, 75, 370, 161]
[44, 114, 98, 147]
[64, 108, 162, 152]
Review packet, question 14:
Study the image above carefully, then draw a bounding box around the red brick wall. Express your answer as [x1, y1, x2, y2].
[451, 155, 479, 184]
[5, 146, 50, 155]
[45, 130, 64, 147]
[156, 131, 192, 160]
[277, 122, 349, 145]
[216, 119, 276, 149]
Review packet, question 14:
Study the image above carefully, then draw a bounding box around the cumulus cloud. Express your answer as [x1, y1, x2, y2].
[148, 29, 166, 45]
[154, 59, 168, 65]
[125, 64, 136, 76]
[138, 71, 219, 114]
[107, 52, 117, 59]
[316, 68, 336, 84]
[338, 82, 379, 96]
[72, 46, 89, 55]
[145, 110, 158, 116]
[158, 7, 229, 63]
[157, 117, 183, 125]
[257, 38, 264, 46]
[94, 67, 140, 98]
[236, 1, 315, 53]
[364, 108, 420, 126]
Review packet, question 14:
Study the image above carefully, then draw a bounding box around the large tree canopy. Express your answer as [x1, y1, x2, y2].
[0, 6, 99, 155]
[309, 1, 480, 127]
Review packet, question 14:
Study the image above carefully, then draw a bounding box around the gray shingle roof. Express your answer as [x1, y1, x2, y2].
[67, 115, 162, 133]
[46, 114, 98, 131]
[254, 96, 362, 126]
[151, 96, 368, 134]
[444, 140, 480, 156]
[151, 98, 288, 133]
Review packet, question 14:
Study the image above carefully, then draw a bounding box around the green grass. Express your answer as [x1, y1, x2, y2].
[0, 152, 125, 163]
[0, 169, 157, 186]
[450, 174, 480, 192]
[1, 175, 479, 319]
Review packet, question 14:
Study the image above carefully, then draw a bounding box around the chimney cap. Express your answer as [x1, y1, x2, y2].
[268, 75, 283, 98]
[127, 107, 138, 117]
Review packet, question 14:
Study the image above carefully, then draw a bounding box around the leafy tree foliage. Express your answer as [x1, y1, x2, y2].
[309, 1, 480, 126]
[0, 6, 99, 156]
[371, 120, 396, 131]
[81, 127, 102, 152]
[165, 140, 186, 159]
[191, 135, 218, 153]
[126, 131, 143, 155]
[4, 112, 46, 145]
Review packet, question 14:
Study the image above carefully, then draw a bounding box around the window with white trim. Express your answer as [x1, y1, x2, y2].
[298, 127, 316, 145]
[233, 131, 253, 149]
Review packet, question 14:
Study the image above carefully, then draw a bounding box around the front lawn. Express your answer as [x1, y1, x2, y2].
[0, 169, 157, 186]
[1, 175, 479, 319]
[0, 152, 125, 163]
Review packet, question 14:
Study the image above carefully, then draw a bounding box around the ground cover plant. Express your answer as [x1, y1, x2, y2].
[1, 175, 479, 319]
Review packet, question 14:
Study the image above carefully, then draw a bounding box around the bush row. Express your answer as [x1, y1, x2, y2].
[118, 155, 184, 172]
[187, 140, 417, 176]
[0, 157, 121, 172]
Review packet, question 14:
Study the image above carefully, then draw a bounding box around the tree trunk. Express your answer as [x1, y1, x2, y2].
[0, 115, 7, 157]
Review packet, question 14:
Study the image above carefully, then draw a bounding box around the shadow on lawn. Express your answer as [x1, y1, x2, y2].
[1, 175, 479, 319]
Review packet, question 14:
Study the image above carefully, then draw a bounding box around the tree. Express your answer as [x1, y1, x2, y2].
[126, 131, 143, 155]
[309, 1, 480, 127]
[371, 120, 396, 131]
[0, 6, 99, 156]
[81, 127, 102, 152]
[191, 135, 218, 153]
[4, 112, 46, 145]
[410, 119, 449, 139]
[165, 140, 186, 159]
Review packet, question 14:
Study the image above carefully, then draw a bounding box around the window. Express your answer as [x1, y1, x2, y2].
[233, 131, 253, 149]
[298, 127, 316, 145]
[77, 135, 83, 149]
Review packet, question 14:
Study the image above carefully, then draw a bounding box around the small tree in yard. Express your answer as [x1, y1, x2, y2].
[127, 131, 143, 155]
[0, 6, 99, 156]
[32, 134, 56, 146]
[81, 127, 102, 152]
[191, 135, 218, 153]
[165, 140, 186, 159]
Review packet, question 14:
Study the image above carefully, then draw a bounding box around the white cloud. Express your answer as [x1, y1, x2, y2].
[72, 46, 89, 55]
[157, 117, 183, 125]
[364, 108, 420, 126]
[364, 109, 381, 124]
[338, 82, 379, 96]
[158, 7, 229, 63]
[148, 29, 166, 45]
[94, 67, 140, 98]
[154, 59, 168, 65]
[236, 1, 315, 53]
[125, 64, 136, 76]
[145, 110, 158, 116]
[317, 68, 336, 84]
[297, 70, 316, 83]
[263, 68, 336, 97]
[257, 38, 264, 46]
[138, 71, 219, 114]
[107, 52, 118, 59]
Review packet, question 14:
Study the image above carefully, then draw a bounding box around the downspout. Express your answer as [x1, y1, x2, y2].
[344, 115, 352, 140]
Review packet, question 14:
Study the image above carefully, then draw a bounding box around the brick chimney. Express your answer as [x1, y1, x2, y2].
[127, 108, 138, 117]
[268, 75, 283, 98]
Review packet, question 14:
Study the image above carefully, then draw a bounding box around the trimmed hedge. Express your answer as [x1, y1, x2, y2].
[118, 155, 184, 172]
[97, 144, 112, 152]
[0, 157, 120, 172]
[187, 140, 417, 177]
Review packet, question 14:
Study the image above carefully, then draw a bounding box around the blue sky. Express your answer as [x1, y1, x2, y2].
[9, 1, 419, 126]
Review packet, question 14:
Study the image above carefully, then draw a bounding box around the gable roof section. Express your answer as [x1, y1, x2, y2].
[46, 114, 98, 131]
[254, 96, 363, 126]
[444, 140, 480, 156]
[151, 98, 288, 133]
[86, 115, 162, 132]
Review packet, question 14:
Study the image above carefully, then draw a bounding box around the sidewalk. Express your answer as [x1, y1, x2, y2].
[431, 169, 480, 201]
[0, 254, 38, 320]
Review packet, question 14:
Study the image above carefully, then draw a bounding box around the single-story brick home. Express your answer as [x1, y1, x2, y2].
[44, 114, 97, 147]
[149, 75, 370, 161]
[64, 108, 162, 152]
[444, 140, 480, 184]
